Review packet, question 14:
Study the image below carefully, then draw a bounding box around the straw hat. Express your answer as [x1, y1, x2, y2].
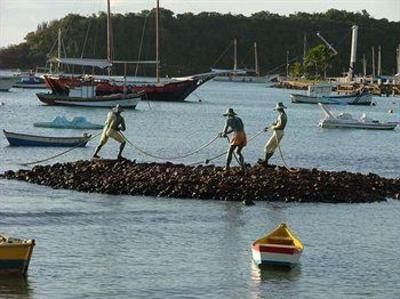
[274, 102, 287, 111]
[223, 107, 237, 116]
[112, 104, 124, 113]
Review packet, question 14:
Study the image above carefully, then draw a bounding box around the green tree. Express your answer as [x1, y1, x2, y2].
[303, 44, 334, 79]
[289, 61, 303, 78]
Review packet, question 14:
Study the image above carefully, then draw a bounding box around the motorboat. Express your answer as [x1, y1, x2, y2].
[0, 233, 35, 275]
[251, 223, 303, 268]
[290, 83, 372, 105]
[3, 130, 92, 147]
[14, 72, 47, 89]
[34, 116, 103, 129]
[318, 104, 397, 130]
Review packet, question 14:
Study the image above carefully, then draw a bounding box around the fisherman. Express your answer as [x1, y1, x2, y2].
[93, 104, 127, 159]
[259, 102, 287, 167]
[219, 108, 247, 170]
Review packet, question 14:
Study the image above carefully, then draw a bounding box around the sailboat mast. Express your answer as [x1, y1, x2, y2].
[107, 0, 112, 75]
[156, 0, 160, 83]
[57, 28, 61, 72]
[233, 39, 237, 72]
[254, 42, 259, 76]
[377, 45, 382, 76]
[372, 47, 376, 77]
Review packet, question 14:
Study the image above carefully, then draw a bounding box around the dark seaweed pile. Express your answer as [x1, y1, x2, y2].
[2, 159, 399, 203]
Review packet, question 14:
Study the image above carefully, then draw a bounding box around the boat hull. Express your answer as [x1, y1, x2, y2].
[251, 244, 302, 267]
[0, 240, 35, 275]
[213, 75, 267, 84]
[290, 93, 372, 105]
[36, 92, 141, 108]
[3, 130, 90, 147]
[320, 121, 397, 130]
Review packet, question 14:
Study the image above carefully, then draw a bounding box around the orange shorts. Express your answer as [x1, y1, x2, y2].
[230, 131, 247, 147]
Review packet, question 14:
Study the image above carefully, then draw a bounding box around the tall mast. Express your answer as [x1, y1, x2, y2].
[286, 50, 289, 78]
[254, 42, 259, 76]
[233, 39, 237, 71]
[303, 32, 307, 63]
[397, 44, 400, 75]
[377, 45, 382, 76]
[106, 0, 112, 75]
[362, 54, 367, 77]
[57, 28, 62, 72]
[371, 47, 376, 77]
[155, 0, 160, 83]
[347, 25, 358, 81]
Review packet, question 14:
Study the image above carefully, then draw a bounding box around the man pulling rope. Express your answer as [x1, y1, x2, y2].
[258, 102, 287, 168]
[93, 104, 127, 160]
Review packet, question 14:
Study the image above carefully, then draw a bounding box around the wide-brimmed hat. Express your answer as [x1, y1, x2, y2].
[274, 102, 287, 111]
[112, 104, 124, 113]
[223, 107, 237, 116]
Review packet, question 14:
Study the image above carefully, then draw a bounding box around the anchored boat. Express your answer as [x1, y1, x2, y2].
[290, 84, 372, 105]
[0, 234, 35, 275]
[3, 130, 91, 147]
[318, 104, 397, 130]
[34, 116, 103, 130]
[252, 223, 303, 268]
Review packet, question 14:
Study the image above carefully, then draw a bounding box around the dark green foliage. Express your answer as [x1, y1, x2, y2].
[0, 8, 399, 76]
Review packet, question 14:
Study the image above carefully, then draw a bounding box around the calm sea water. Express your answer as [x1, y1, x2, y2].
[0, 81, 399, 299]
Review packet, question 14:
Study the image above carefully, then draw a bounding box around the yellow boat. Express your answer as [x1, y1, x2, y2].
[251, 223, 303, 267]
[0, 234, 35, 275]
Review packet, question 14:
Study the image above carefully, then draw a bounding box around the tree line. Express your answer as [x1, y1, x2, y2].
[0, 8, 399, 77]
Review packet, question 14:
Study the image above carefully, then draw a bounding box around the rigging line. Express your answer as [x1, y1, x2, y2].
[80, 18, 92, 58]
[264, 57, 298, 74]
[19, 133, 102, 167]
[135, 12, 151, 77]
[238, 46, 253, 69]
[121, 132, 219, 161]
[212, 40, 234, 68]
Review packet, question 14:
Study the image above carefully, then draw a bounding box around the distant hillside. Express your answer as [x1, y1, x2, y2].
[0, 8, 399, 77]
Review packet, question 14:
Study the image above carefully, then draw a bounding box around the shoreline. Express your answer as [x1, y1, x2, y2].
[2, 159, 399, 203]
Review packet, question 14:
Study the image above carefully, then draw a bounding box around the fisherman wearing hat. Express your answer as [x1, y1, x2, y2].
[259, 102, 288, 167]
[93, 104, 127, 159]
[219, 108, 247, 170]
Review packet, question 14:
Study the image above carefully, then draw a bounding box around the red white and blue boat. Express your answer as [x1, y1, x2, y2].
[3, 130, 91, 147]
[251, 223, 303, 268]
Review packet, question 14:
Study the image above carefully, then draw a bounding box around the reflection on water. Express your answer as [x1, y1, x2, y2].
[0, 276, 33, 299]
[250, 262, 302, 299]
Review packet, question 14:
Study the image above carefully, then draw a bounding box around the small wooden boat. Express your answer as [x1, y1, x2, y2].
[0, 234, 35, 275]
[3, 130, 91, 147]
[290, 84, 372, 105]
[252, 223, 303, 268]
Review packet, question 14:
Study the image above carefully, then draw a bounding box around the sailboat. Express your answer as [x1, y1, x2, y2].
[212, 40, 272, 84]
[42, 0, 215, 102]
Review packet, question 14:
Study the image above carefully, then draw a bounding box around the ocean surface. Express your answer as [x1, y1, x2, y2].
[0, 81, 399, 298]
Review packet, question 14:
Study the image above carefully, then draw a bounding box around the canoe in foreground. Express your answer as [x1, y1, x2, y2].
[252, 223, 303, 268]
[0, 234, 35, 275]
[3, 130, 91, 147]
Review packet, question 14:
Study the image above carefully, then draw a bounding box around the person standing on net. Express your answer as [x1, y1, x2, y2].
[259, 102, 287, 167]
[219, 108, 247, 171]
[93, 104, 127, 160]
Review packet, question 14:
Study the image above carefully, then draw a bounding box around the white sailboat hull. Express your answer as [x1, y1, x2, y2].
[319, 120, 397, 130]
[290, 93, 372, 105]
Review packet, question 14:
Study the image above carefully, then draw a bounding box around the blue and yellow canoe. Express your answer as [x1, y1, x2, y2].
[0, 234, 35, 275]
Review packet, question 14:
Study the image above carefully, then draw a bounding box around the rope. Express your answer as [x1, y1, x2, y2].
[19, 132, 102, 167]
[121, 132, 219, 161]
[192, 129, 265, 165]
[274, 133, 299, 173]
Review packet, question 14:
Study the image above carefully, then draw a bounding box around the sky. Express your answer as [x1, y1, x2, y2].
[0, 0, 399, 48]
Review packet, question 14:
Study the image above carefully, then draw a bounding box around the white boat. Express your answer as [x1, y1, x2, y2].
[34, 116, 103, 129]
[290, 84, 372, 105]
[318, 104, 397, 130]
[0, 75, 18, 91]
